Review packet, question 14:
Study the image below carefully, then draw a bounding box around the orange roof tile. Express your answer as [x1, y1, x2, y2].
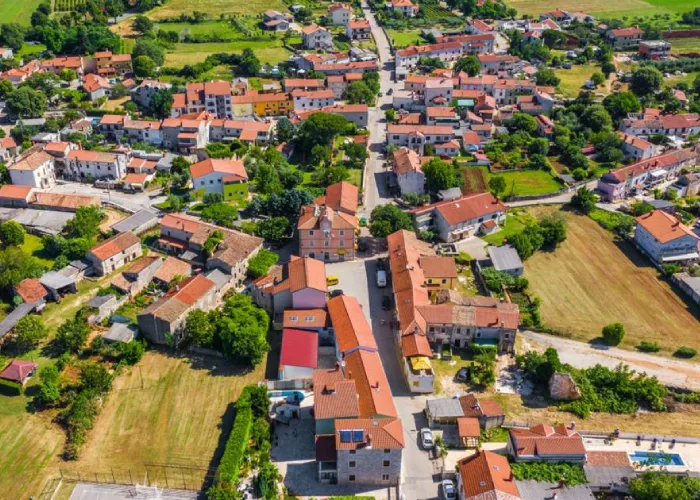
[458, 450, 519, 498]
[328, 295, 377, 354]
[636, 210, 698, 244]
[153, 256, 191, 284]
[335, 418, 404, 450]
[288, 256, 327, 293]
[190, 158, 247, 181]
[88, 232, 140, 262]
[344, 350, 397, 418]
[15, 278, 48, 303]
[313, 367, 360, 419]
[0, 184, 32, 200]
[324, 181, 358, 215]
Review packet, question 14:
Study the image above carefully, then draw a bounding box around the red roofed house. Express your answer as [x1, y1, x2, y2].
[390, 0, 418, 17]
[392, 147, 425, 195]
[346, 19, 371, 41]
[297, 202, 358, 262]
[14, 278, 49, 305]
[301, 25, 333, 50]
[328, 3, 352, 24]
[328, 294, 377, 361]
[8, 149, 56, 189]
[0, 136, 18, 162]
[82, 73, 111, 101]
[0, 184, 33, 208]
[457, 449, 520, 500]
[317, 181, 359, 216]
[65, 149, 129, 181]
[279, 328, 319, 380]
[634, 210, 700, 264]
[535, 114, 554, 138]
[190, 158, 248, 201]
[608, 27, 643, 49]
[86, 232, 143, 276]
[250, 256, 328, 314]
[138, 274, 217, 344]
[507, 424, 587, 463]
[0, 360, 38, 390]
[122, 173, 151, 191]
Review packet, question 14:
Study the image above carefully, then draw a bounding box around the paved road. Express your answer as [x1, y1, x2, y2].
[360, 1, 403, 218]
[327, 259, 440, 500]
[505, 180, 598, 208]
[48, 182, 166, 213]
[522, 331, 700, 391]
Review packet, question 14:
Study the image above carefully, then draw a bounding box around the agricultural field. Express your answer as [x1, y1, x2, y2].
[525, 209, 700, 354]
[670, 37, 700, 55]
[503, 0, 698, 19]
[164, 40, 294, 68]
[387, 29, 423, 49]
[0, 0, 44, 25]
[460, 166, 488, 194]
[146, 0, 287, 20]
[156, 20, 242, 39]
[554, 63, 604, 98]
[497, 169, 563, 197]
[53, 0, 87, 12]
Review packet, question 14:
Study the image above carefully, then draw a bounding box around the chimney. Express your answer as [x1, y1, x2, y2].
[365, 434, 372, 449]
[77, 140, 83, 150]
[373, 381, 380, 391]
[335, 361, 340, 371]
[347, 370, 352, 379]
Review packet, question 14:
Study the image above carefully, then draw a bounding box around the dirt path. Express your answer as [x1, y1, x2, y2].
[522, 331, 700, 391]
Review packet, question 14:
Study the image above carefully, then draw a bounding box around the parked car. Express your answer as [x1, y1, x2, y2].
[376, 269, 387, 288]
[357, 240, 368, 252]
[420, 428, 434, 450]
[376, 258, 386, 271]
[455, 367, 469, 382]
[382, 295, 391, 311]
[330, 289, 344, 298]
[326, 275, 339, 286]
[441, 480, 457, 500]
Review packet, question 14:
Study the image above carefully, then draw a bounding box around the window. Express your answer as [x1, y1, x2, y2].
[339, 230, 344, 236]
[504, 333, 510, 339]
[478, 217, 483, 222]
[382, 474, 390, 481]
[349, 461, 356, 468]
[289, 316, 298, 321]
[441, 279, 446, 284]
[309, 230, 314, 236]
[384, 449, 390, 453]
[349, 475, 356, 482]
[383, 461, 390, 467]
[349, 450, 356, 454]
[324, 241, 329, 247]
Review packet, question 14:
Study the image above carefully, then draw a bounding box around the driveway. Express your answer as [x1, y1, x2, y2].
[48, 182, 166, 213]
[522, 331, 700, 391]
[327, 259, 443, 500]
[455, 236, 488, 260]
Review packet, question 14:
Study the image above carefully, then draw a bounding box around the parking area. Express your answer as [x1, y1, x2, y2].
[70, 483, 198, 499]
[48, 182, 165, 212]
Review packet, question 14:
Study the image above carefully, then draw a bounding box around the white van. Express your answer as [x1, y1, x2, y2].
[376, 270, 387, 288]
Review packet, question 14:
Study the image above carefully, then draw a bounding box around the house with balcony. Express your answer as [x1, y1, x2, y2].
[386, 124, 455, 155]
[302, 25, 334, 50]
[634, 210, 700, 265]
[618, 132, 658, 161]
[185, 81, 233, 119]
[607, 27, 643, 49]
[297, 204, 358, 262]
[389, 0, 418, 17]
[292, 89, 335, 111]
[230, 92, 293, 118]
[65, 149, 128, 181]
[8, 148, 56, 189]
[328, 3, 352, 25]
[346, 20, 371, 41]
[639, 40, 671, 60]
[161, 118, 209, 152]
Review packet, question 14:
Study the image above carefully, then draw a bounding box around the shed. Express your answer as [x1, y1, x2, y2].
[425, 397, 464, 426]
[40, 271, 77, 300]
[103, 322, 137, 343]
[112, 209, 159, 234]
[0, 301, 42, 340]
[279, 328, 318, 381]
[438, 187, 463, 201]
[86, 294, 119, 324]
[204, 268, 232, 293]
[57, 259, 92, 282]
[487, 245, 523, 276]
[0, 360, 38, 389]
[457, 417, 480, 448]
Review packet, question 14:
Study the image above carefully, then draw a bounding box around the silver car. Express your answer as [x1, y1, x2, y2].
[441, 480, 456, 500]
[420, 428, 434, 449]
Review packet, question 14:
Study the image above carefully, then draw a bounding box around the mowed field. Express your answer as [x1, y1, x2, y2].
[670, 37, 700, 55]
[146, 0, 287, 20]
[164, 41, 294, 67]
[525, 209, 700, 354]
[0, 0, 44, 25]
[503, 0, 697, 18]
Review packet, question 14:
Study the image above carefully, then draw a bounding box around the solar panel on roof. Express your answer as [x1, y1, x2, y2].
[339, 430, 352, 443]
[352, 430, 364, 442]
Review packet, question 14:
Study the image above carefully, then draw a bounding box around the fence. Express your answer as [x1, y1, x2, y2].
[663, 30, 700, 39]
[59, 464, 216, 491]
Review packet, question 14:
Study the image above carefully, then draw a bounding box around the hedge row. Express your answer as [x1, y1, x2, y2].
[215, 388, 254, 488]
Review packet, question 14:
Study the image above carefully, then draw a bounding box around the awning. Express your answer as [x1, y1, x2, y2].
[649, 169, 667, 178]
[662, 252, 700, 262]
[410, 356, 432, 371]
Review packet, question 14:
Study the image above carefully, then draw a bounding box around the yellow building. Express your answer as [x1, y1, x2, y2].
[420, 256, 458, 294]
[231, 92, 293, 118]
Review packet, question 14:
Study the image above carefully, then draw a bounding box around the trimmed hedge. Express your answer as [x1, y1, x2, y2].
[212, 388, 254, 491]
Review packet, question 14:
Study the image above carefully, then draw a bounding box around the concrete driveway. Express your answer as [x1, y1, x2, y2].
[48, 181, 166, 213]
[455, 236, 489, 260]
[327, 258, 445, 500]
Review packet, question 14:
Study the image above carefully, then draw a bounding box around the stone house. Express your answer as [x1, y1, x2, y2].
[86, 232, 142, 276]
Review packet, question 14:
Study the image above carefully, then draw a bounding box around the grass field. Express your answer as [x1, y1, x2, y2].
[499, 170, 563, 197]
[164, 41, 293, 67]
[554, 63, 602, 98]
[503, 0, 698, 19]
[461, 166, 488, 194]
[147, 0, 287, 20]
[387, 29, 423, 49]
[17, 43, 47, 58]
[0, 0, 44, 25]
[525, 209, 700, 354]
[21, 233, 55, 269]
[481, 210, 537, 246]
[156, 20, 241, 38]
[670, 37, 700, 55]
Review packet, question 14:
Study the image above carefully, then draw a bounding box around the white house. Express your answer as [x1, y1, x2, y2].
[392, 147, 424, 195]
[86, 232, 143, 276]
[301, 25, 334, 50]
[328, 3, 352, 25]
[190, 158, 248, 196]
[291, 89, 335, 111]
[619, 132, 659, 161]
[65, 150, 128, 181]
[386, 124, 455, 155]
[634, 210, 700, 265]
[389, 0, 418, 17]
[8, 149, 56, 189]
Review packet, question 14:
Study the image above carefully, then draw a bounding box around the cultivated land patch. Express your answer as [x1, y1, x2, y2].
[0, 0, 44, 25]
[146, 0, 287, 20]
[387, 29, 423, 49]
[503, 0, 697, 19]
[461, 166, 488, 194]
[164, 41, 294, 67]
[670, 37, 700, 55]
[525, 209, 700, 354]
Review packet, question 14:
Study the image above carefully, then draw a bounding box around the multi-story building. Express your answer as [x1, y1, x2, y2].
[620, 113, 700, 138]
[302, 25, 334, 50]
[639, 40, 671, 60]
[328, 3, 352, 25]
[8, 148, 56, 189]
[390, 0, 418, 17]
[392, 147, 425, 195]
[86, 232, 142, 276]
[190, 158, 248, 200]
[231, 92, 293, 118]
[297, 204, 358, 262]
[494, 79, 536, 105]
[82, 73, 111, 101]
[607, 27, 643, 49]
[327, 73, 362, 98]
[0, 136, 18, 163]
[251, 256, 327, 314]
[634, 210, 700, 264]
[618, 132, 658, 160]
[291, 89, 335, 111]
[387, 124, 455, 155]
[395, 42, 462, 77]
[94, 51, 132, 77]
[346, 20, 371, 41]
[123, 119, 164, 147]
[64, 149, 128, 181]
[507, 424, 586, 463]
[40, 57, 84, 76]
[597, 149, 697, 201]
[457, 450, 521, 500]
[209, 119, 272, 145]
[185, 81, 233, 119]
[161, 118, 210, 152]
[477, 54, 521, 75]
[283, 78, 326, 93]
[98, 114, 128, 141]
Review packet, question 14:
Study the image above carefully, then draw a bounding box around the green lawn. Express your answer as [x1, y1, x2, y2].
[156, 20, 241, 38]
[664, 71, 700, 88]
[554, 63, 602, 98]
[387, 29, 423, 49]
[147, 0, 287, 19]
[503, 0, 697, 19]
[670, 37, 700, 55]
[499, 170, 563, 197]
[0, 0, 44, 25]
[17, 43, 46, 58]
[21, 233, 55, 269]
[481, 211, 537, 246]
[165, 40, 294, 67]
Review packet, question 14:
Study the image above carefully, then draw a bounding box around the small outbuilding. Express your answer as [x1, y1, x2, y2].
[86, 294, 119, 324]
[0, 360, 38, 392]
[40, 271, 77, 301]
[103, 321, 137, 343]
[457, 417, 480, 448]
[278, 328, 318, 380]
[112, 209, 159, 235]
[487, 245, 524, 276]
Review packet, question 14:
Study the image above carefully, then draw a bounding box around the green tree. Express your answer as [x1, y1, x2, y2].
[602, 91, 641, 120]
[133, 55, 157, 78]
[133, 38, 165, 66]
[274, 118, 295, 143]
[510, 225, 544, 260]
[201, 202, 239, 228]
[184, 309, 214, 347]
[216, 294, 270, 366]
[13, 314, 48, 350]
[132, 15, 154, 34]
[58, 69, 78, 82]
[310, 144, 332, 167]
[630, 66, 663, 96]
[6, 87, 47, 118]
[345, 142, 368, 168]
[0, 220, 25, 247]
[602, 322, 625, 346]
[254, 162, 283, 195]
[39, 364, 61, 405]
[0, 247, 43, 295]
[538, 213, 567, 247]
[256, 217, 291, 243]
[505, 113, 537, 135]
[238, 48, 261, 76]
[454, 55, 480, 76]
[0, 24, 25, 51]
[422, 158, 460, 193]
[580, 104, 613, 132]
[369, 204, 413, 237]
[55, 318, 90, 353]
[535, 68, 560, 86]
[385, 108, 396, 122]
[629, 472, 700, 500]
[528, 138, 549, 156]
[312, 164, 349, 186]
[571, 187, 596, 214]
[149, 89, 174, 119]
[295, 113, 354, 152]
[80, 362, 112, 393]
[488, 175, 506, 197]
[345, 81, 375, 105]
[105, 0, 125, 21]
[65, 206, 103, 240]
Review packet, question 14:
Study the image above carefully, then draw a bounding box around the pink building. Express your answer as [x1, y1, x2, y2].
[298, 205, 358, 262]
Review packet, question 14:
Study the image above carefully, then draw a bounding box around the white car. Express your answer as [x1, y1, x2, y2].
[420, 428, 434, 449]
[441, 480, 457, 500]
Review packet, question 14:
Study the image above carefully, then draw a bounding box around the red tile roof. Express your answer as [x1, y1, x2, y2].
[283, 309, 328, 329]
[280, 328, 318, 369]
[288, 256, 327, 293]
[344, 350, 397, 418]
[586, 451, 631, 467]
[434, 193, 506, 226]
[313, 367, 360, 419]
[0, 360, 37, 384]
[335, 418, 404, 450]
[328, 295, 377, 355]
[457, 417, 480, 438]
[458, 450, 519, 499]
[636, 210, 698, 244]
[297, 205, 358, 230]
[88, 232, 140, 262]
[153, 256, 191, 284]
[15, 278, 48, 303]
[324, 181, 358, 214]
[392, 148, 423, 176]
[419, 256, 457, 278]
[0, 184, 32, 200]
[509, 424, 585, 458]
[190, 158, 247, 181]
[172, 274, 216, 306]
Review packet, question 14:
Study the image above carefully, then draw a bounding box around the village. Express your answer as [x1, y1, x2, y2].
[0, 0, 699, 499]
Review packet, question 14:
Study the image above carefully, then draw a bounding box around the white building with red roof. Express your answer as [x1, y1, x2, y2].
[618, 132, 659, 160]
[390, 0, 418, 17]
[250, 256, 327, 314]
[392, 147, 425, 195]
[634, 210, 700, 264]
[608, 26, 643, 49]
[86, 231, 142, 276]
[346, 19, 371, 41]
[301, 25, 333, 50]
[82, 73, 111, 101]
[8, 148, 56, 189]
[328, 3, 352, 25]
[65, 149, 128, 181]
[190, 158, 248, 197]
[387, 124, 456, 155]
[0, 136, 18, 163]
[279, 328, 318, 380]
[507, 424, 587, 463]
[291, 88, 335, 111]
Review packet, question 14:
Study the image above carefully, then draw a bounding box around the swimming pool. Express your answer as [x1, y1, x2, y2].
[629, 451, 685, 466]
[267, 390, 305, 403]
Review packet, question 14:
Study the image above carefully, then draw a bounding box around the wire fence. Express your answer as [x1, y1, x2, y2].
[59, 464, 217, 492]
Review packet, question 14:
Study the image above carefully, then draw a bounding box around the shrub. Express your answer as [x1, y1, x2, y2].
[601, 323, 625, 346]
[455, 251, 472, 266]
[510, 462, 587, 486]
[637, 341, 661, 353]
[661, 263, 681, 276]
[246, 249, 279, 279]
[675, 346, 697, 358]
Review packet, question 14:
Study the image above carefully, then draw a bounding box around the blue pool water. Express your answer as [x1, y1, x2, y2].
[268, 390, 305, 403]
[629, 451, 685, 466]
